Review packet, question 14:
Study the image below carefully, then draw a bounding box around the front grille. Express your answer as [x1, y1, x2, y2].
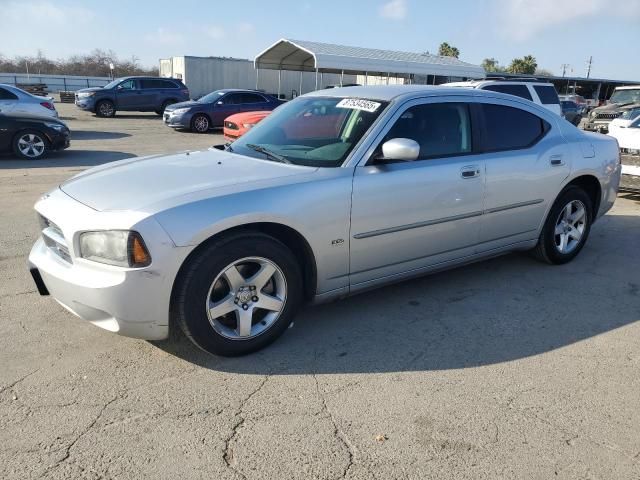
[595, 112, 622, 120]
[39, 215, 72, 264]
[225, 121, 239, 130]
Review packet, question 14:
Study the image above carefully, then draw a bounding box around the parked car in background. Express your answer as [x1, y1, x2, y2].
[606, 108, 640, 192]
[164, 89, 283, 133]
[444, 79, 562, 115]
[560, 94, 587, 112]
[561, 100, 583, 126]
[0, 112, 69, 159]
[584, 86, 640, 133]
[29, 86, 620, 356]
[0, 84, 58, 118]
[74, 76, 189, 118]
[224, 110, 271, 141]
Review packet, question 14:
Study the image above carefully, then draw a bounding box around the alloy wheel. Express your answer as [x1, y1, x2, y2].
[99, 102, 114, 117]
[206, 257, 287, 340]
[193, 116, 209, 132]
[17, 134, 45, 158]
[554, 200, 587, 254]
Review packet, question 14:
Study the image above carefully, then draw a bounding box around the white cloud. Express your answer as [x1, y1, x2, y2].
[379, 0, 407, 20]
[495, 0, 640, 41]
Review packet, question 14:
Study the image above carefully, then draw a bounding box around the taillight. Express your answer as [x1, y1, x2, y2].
[40, 102, 55, 110]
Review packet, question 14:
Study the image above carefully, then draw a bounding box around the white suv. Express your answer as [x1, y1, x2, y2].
[444, 79, 562, 116]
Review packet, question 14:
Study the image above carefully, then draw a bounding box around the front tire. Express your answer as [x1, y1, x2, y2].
[13, 130, 49, 159]
[533, 186, 593, 265]
[191, 114, 210, 133]
[173, 233, 303, 356]
[96, 100, 116, 118]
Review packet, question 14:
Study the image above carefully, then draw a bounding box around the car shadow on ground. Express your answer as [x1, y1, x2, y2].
[71, 130, 132, 140]
[153, 213, 640, 374]
[0, 150, 135, 169]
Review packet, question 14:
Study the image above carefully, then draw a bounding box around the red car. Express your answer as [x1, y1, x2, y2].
[223, 111, 271, 141]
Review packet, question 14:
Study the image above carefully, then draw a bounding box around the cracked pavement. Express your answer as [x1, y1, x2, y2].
[1, 103, 640, 479]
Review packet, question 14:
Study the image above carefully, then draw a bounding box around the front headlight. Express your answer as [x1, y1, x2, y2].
[77, 92, 95, 98]
[45, 122, 66, 131]
[79, 230, 151, 268]
[172, 108, 190, 115]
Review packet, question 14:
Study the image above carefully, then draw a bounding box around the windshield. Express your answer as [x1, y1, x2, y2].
[103, 78, 123, 89]
[620, 108, 640, 121]
[230, 96, 388, 167]
[198, 90, 226, 103]
[610, 89, 640, 104]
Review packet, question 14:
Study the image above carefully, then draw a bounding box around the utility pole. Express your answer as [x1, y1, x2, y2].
[561, 63, 571, 77]
[586, 56, 593, 79]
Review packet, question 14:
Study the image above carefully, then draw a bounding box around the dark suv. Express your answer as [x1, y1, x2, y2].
[75, 76, 189, 118]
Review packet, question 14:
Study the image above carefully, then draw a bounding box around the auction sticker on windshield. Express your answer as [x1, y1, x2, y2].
[336, 98, 381, 113]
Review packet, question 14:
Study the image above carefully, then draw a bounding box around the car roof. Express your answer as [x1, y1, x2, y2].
[306, 84, 547, 103]
[445, 80, 555, 88]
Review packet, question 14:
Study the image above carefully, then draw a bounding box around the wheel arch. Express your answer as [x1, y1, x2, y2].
[190, 112, 212, 129]
[12, 128, 52, 146]
[564, 174, 602, 219]
[170, 222, 318, 315]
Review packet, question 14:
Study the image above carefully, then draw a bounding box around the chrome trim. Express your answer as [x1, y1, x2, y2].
[485, 199, 544, 214]
[353, 199, 544, 240]
[353, 210, 483, 239]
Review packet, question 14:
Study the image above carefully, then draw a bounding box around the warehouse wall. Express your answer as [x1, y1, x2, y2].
[160, 56, 356, 99]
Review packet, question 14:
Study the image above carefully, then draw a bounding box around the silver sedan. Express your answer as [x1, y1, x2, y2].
[28, 86, 621, 356]
[0, 83, 58, 117]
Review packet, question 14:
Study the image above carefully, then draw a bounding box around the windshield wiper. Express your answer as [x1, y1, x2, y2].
[245, 144, 292, 164]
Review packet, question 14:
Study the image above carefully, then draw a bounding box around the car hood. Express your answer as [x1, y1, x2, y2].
[60, 148, 316, 212]
[226, 110, 271, 124]
[593, 102, 640, 114]
[77, 87, 105, 94]
[166, 100, 202, 111]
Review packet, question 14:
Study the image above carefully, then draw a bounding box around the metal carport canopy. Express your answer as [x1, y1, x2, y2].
[254, 39, 485, 78]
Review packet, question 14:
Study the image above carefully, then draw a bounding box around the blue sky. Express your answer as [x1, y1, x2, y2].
[1, 0, 639, 80]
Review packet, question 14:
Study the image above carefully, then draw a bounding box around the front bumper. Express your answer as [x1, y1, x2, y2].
[26, 189, 190, 341]
[49, 130, 70, 151]
[75, 96, 96, 111]
[583, 121, 609, 133]
[29, 237, 169, 340]
[163, 111, 191, 129]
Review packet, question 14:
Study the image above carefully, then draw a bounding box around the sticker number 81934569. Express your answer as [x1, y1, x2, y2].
[336, 98, 381, 113]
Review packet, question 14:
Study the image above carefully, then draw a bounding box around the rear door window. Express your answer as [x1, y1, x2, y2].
[239, 93, 267, 104]
[482, 84, 533, 101]
[480, 103, 549, 152]
[534, 85, 560, 105]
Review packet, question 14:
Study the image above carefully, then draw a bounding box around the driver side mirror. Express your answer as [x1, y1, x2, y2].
[377, 138, 420, 162]
[217, 101, 224, 105]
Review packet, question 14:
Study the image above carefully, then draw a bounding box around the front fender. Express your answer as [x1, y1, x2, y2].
[153, 173, 354, 294]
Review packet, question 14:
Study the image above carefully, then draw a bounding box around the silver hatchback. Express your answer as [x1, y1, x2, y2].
[29, 86, 621, 356]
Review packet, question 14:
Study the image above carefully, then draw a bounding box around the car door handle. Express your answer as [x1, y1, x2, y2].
[460, 165, 481, 179]
[550, 154, 564, 166]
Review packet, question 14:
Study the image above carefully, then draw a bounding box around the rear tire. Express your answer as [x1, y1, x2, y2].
[173, 233, 303, 356]
[191, 114, 210, 133]
[13, 130, 49, 159]
[533, 186, 593, 265]
[96, 100, 116, 118]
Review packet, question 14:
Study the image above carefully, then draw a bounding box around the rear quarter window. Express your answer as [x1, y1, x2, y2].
[0, 88, 18, 100]
[480, 103, 550, 152]
[482, 84, 533, 101]
[533, 85, 560, 105]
